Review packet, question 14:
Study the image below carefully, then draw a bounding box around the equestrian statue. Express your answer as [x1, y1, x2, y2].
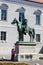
[11, 18, 35, 42]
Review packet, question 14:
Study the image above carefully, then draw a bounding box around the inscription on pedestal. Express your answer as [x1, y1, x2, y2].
[18, 42, 36, 53]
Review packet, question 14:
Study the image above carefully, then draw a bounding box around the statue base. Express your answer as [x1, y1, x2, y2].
[18, 41, 36, 53]
[15, 41, 39, 61]
[19, 41, 36, 46]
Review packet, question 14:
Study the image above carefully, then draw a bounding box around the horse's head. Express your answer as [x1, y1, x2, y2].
[11, 18, 23, 32]
[11, 18, 18, 24]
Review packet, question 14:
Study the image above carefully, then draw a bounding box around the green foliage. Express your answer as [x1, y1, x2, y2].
[39, 57, 43, 60]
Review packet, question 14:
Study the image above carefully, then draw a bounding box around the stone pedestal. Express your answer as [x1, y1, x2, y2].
[15, 41, 38, 61]
[19, 41, 36, 53]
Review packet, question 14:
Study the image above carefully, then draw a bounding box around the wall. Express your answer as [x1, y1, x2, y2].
[0, 1, 43, 59]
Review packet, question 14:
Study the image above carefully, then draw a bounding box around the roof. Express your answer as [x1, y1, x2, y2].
[1, 0, 43, 4]
[32, 0, 43, 3]
[1, 0, 43, 8]
[25, 0, 43, 4]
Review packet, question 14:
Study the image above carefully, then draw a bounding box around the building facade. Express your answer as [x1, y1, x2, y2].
[0, 0, 43, 60]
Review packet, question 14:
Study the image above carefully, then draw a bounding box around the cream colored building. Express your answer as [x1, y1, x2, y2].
[0, 0, 43, 61]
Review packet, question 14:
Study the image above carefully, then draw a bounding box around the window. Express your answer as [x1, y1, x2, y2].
[34, 9, 42, 25]
[1, 10, 7, 20]
[36, 15, 40, 25]
[36, 34, 40, 42]
[19, 13, 25, 22]
[1, 31, 6, 40]
[16, 7, 25, 22]
[0, 4, 8, 21]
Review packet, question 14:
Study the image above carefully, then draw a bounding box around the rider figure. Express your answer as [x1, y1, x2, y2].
[22, 19, 27, 35]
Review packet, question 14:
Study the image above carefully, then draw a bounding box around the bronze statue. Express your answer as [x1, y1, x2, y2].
[11, 18, 35, 42]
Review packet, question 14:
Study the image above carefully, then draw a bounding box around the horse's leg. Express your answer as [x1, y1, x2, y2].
[18, 31, 21, 41]
[18, 32, 20, 41]
[32, 36, 34, 42]
[18, 31, 23, 41]
[30, 35, 31, 42]
[20, 31, 23, 41]
[21, 33, 23, 41]
[31, 35, 33, 42]
[30, 35, 34, 42]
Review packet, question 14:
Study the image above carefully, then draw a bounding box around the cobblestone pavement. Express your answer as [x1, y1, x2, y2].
[25, 60, 43, 65]
[0, 60, 43, 65]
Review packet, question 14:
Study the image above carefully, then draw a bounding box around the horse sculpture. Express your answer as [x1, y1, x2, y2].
[11, 18, 24, 41]
[11, 18, 35, 42]
[25, 26, 35, 42]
